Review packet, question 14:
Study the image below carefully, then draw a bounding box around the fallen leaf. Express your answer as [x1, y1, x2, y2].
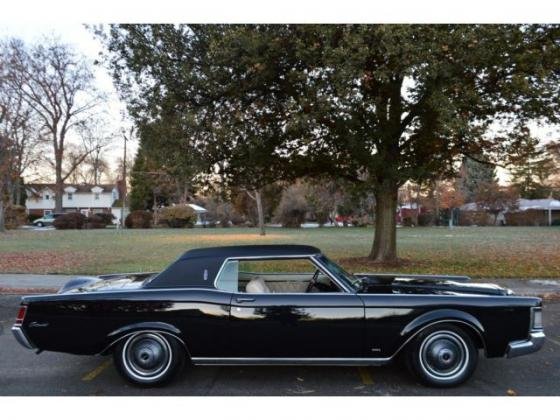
[507, 389, 517, 396]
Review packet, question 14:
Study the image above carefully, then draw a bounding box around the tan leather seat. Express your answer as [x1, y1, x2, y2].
[245, 277, 271, 294]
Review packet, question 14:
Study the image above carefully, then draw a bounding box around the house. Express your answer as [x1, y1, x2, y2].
[459, 198, 560, 226]
[187, 203, 209, 226]
[25, 183, 125, 220]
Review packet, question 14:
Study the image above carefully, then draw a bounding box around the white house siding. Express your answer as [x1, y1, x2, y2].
[25, 185, 119, 216]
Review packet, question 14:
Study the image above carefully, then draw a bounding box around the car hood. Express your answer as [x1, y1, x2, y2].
[356, 274, 513, 296]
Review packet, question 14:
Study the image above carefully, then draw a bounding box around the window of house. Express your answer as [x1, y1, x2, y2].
[94, 193, 100, 200]
[44, 194, 50, 200]
[215, 258, 341, 294]
[67, 192, 73, 200]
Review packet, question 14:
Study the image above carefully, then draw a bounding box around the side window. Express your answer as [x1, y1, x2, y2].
[215, 258, 341, 294]
[215, 260, 239, 292]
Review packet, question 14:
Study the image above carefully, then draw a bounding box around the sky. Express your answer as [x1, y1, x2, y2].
[0, 23, 138, 180]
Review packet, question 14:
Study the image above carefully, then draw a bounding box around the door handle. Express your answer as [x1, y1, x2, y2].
[235, 297, 255, 303]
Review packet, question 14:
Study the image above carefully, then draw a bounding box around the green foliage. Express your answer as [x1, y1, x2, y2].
[457, 157, 498, 203]
[157, 205, 196, 228]
[99, 24, 560, 260]
[510, 146, 556, 199]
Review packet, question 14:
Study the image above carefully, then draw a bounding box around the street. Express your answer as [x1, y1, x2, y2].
[1, 294, 559, 396]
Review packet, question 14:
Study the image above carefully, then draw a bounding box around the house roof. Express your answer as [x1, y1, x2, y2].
[460, 198, 560, 212]
[518, 198, 560, 210]
[26, 183, 116, 197]
[188, 203, 208, 213]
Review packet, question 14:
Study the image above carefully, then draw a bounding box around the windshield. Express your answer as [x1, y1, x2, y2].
[316, 255, 361, 291]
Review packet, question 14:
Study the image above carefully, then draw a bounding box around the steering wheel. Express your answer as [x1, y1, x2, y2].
[306, 269, 321, 293]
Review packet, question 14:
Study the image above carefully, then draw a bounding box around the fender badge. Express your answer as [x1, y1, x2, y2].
[203, 269, 208, 281]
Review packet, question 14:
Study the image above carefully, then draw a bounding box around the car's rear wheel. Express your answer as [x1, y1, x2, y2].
[405, 323, 478, 387]
[113, 331, 185, 386]
[36, 222, 43, 227]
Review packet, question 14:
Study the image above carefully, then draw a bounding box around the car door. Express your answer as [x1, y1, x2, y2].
[217, 257, 365, 359]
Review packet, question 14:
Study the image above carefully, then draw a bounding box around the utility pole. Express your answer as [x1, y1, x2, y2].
[120, 128, 130, 229]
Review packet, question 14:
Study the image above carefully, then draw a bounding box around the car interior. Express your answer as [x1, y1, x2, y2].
[215, 259, 341, 293]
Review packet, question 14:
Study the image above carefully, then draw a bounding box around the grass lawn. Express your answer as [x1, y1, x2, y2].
[0, 226, 559, 278]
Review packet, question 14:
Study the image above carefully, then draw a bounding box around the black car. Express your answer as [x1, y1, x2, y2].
[12, 245, 545, 387]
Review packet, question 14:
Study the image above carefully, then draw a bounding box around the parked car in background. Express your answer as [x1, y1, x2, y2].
[12, 245, 544, 387]
[31, 213, 63, 227]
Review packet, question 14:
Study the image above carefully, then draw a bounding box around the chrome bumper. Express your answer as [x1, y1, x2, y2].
[11, 326, 36, 350]
[506, 331, 545, 358]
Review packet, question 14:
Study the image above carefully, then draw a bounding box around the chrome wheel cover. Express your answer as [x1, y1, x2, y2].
[419, 330, 469, 381]
[122, 332, 172, 381]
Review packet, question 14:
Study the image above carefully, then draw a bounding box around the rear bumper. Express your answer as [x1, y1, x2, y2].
[506, 331, 545, 358]
[11, 326, 36, 350]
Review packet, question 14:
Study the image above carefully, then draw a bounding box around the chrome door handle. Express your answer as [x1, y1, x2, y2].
[235, 297, 255, 303]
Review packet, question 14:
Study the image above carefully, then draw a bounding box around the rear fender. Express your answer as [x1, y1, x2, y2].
[100, 322, 191, 357]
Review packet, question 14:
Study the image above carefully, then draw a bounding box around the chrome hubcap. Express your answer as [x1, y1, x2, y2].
[419, 331, 469, 380]
[123, 333, 172, 380]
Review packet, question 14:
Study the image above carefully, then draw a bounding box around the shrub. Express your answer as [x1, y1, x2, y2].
[158, 205, 196, 228]
[93, 212, 114, 225]
[85, 215, 108, 229]
[418, 212, 435, 226]
[53, 212, 87, 229]
[505, 210, 547, 226]
[125, 210, 153, 229]
[273, 185, 308, 228]
[4, 204, 27, 229]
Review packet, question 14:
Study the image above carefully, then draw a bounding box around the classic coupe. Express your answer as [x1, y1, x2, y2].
[12, 245, 545, 387]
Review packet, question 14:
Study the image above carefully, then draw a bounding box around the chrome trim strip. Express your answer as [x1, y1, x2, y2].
[191, 357, 391, 366]
[194, 318, 487, 366]
[11, 326, 36, 350]
[506, 331, 546, 358]
[355, 273, 471, 283]
[98, 329, 189, 356]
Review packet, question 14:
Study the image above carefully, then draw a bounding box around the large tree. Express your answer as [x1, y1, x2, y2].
[3, 38, 103, 212]
[101, 25, 560, 262]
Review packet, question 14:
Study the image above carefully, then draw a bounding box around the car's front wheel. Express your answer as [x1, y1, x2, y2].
[405, 323, 478, 387]
[35, 222, 43, 227]
[113, 331, 186, 386]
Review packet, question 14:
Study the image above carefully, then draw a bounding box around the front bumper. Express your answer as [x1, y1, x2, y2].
[11, 326, 36, 350]
[506, 331, 545, 358]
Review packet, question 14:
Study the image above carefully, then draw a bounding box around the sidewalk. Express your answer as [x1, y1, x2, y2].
[0, 273, 559, 299]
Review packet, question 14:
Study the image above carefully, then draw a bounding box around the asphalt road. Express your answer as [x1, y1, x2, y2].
[1, 294, 559, 396]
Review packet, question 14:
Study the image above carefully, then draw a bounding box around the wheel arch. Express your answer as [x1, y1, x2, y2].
[395, 309, 487, 357]
[99, 322, 191, 358]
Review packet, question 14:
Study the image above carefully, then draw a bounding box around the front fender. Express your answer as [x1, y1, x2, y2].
[399, 309, 486, 353]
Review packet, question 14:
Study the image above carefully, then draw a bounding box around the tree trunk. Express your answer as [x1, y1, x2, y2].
[0, 198, 5, 233]
[255, 189, 266, 236]
[369, 182, 398, 262]
[55, 153, 64, 212]
[15, 177, 22, 206]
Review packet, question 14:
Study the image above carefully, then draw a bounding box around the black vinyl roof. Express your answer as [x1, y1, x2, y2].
[179, 244, 322, 260]
[146, 245, 322, 289]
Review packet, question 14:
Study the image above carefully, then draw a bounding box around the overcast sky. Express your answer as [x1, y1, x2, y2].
[0, 23, 137, 178]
